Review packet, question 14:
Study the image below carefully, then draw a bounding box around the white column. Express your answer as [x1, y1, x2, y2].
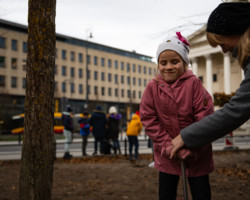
[205, 54, 213, 96]
[223, 52, 231, 94]
[191, 58, 198, 76]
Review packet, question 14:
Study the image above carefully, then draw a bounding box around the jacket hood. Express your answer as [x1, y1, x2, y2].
[92, 110, 106, 118]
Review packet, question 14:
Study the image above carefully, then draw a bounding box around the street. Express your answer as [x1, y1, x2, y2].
[0, 134, 250, 160]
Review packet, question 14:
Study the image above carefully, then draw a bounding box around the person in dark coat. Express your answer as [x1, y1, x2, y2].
[107, 106, 122, 154]
[89, 105, 107, 155]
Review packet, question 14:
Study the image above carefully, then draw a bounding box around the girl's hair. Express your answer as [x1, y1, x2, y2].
[206, 27, 250, 68]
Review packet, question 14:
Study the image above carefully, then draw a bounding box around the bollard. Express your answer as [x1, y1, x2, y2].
[124, 137, 127, 156]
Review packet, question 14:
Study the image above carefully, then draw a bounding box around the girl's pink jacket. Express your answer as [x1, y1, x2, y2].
[140, 70, 214, 177]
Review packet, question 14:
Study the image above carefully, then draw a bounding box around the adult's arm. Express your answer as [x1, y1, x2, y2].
[180, 63, 250, 148]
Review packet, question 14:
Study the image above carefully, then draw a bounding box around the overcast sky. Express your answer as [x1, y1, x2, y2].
[0, 0, 223, 61]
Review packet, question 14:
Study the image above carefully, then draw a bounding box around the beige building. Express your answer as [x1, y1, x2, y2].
[0, 19, 156, 131]
[187, 26, 244, 97]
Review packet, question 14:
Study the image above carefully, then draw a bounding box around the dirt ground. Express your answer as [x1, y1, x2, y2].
[0, 150, 250, 200]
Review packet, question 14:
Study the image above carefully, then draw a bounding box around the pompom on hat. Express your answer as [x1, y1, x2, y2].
[156, 32, 190, 65]
[207, 2, 250, 36]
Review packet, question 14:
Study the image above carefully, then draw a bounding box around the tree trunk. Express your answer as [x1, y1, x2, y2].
[19, 0, 56, 199]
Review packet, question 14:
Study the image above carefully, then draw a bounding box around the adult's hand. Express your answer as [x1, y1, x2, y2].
[170, 134, 185, 159]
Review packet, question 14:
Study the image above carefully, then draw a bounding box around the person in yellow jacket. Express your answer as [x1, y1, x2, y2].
[126, 111, 142, 160]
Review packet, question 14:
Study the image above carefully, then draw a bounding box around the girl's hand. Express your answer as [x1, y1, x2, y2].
[170, 134, 185, 159]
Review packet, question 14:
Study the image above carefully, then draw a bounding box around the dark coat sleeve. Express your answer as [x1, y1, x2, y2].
[181, 62, 250, 148]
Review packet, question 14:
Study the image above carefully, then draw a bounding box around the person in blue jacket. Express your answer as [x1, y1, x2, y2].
[171, 2, 250, 158]
[78, 111, 91, 156]
[89, 105, 107, 155]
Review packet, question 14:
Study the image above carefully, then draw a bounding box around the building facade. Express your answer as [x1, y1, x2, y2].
[0, 19, 157, 132]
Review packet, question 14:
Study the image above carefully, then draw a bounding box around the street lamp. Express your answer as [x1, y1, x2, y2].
[85, 30, 93, 110]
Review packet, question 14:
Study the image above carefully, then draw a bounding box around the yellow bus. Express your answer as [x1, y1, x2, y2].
[11, 112, 64, 134]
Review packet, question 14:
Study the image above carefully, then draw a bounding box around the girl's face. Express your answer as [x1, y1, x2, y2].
[158, 50, 186, 83]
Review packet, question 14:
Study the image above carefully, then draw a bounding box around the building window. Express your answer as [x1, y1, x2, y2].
[87, 85, 90, 95]
[121, 62, 124, 70]
[70, 82, 75, 93]
[22, 78, 26, 89]
[70, 67, 75, 77]
[78, 53, 83, 63]
[11, 39, 17, 51]
[108, 73, 112, 82]
[79, 84, 83, 94]
[62, 50, 67, 60]
[101, 87, 105, 96]
[87, 55, 91, 64]
[22, 59, 27, 71]
[127, 90, 131, 98]
[11, 77, 17, 88]
[133, 77, 136, 85]
[87, 69, 90, 79]
[127, 76, 130, 85]
[121, 75, 124, 84]
[133, 64, 136, 72]
[138, 78, 141, 86]
[144, 79, 147, 86]
[70, 51, 75, 61]
[62, 82, 66, 93]
[139, 91, 142, 99]
[114, 60, 118, 69]
[115, 74, 118, 84]
[94, 86, 98, 95]
[101, 72, 105, 81]
[213, 74, 217, 82]
[121, 89, 124, 97]
[94, 71, 98, 80]
[133, 90, 136, 98]
[0, 56, 5, 68]
[144, 66, 147, 74]
[62, 66, 67, 76]
[0, 75, 5, 87]
[94, 56, 98, 65]
[108, 59, 112, 68]
[11, 58, 17, 69]
[101, 57, 105, 67]
[79, 69, 83, 78]
[108, 88, 112, 96]
[115, 88, 118, 97]
[23, 42, 27, 53]
[54, 65, 57, 75]
[0, 37, 5, 49]
[54, 81, 57, 91]
[149, 67, 152, 75]
[138, 65, 141, 73]
[127, 63, 130, 72]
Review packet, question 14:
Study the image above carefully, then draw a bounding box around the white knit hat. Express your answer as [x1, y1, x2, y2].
[109, 106, 117, 114]
[156, 32, 190, 65]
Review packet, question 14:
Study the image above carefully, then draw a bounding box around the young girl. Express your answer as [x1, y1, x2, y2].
[140, 32, 214, 200]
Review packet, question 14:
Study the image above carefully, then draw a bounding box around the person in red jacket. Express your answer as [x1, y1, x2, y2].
[140, 32, 214, 200]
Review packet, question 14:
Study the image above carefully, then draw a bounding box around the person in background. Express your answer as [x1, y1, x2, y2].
[62, 105, 74, 159]
[140, 32, 214, 199]
[78, 111, 91, 156]
[89, 105, 107, 155]
[107, 106, 122, 154]
[170, 2, 250, 159]
[126, 111, 142, 161]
